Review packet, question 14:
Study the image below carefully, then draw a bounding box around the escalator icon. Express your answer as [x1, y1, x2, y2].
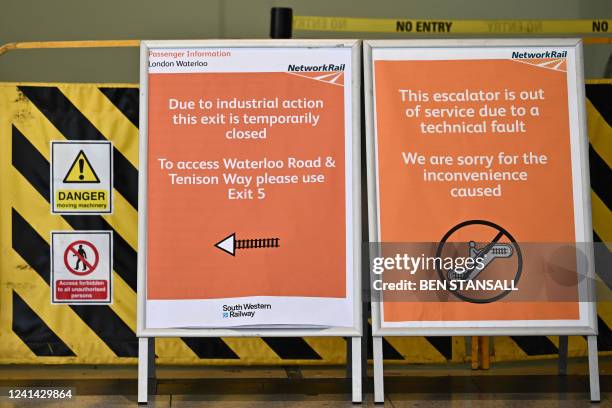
[436, 220, 523, 304]
[448, 241, 514, 281]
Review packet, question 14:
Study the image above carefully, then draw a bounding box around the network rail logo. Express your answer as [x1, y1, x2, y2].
[287, 64, 346, 72]
[510, 50, 568, 71]
[511, 50, 567, 59]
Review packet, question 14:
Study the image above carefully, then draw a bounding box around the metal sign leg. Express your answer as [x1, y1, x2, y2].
[138, 337, 149, 405]
[351, 337, 362, 403]
[558, 335, 568, 376]
[148, 337, 156, 397]
[587, 335, 600, 402]
[373, 336, 384, 404]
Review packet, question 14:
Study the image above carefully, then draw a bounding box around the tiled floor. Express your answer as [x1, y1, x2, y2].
[0, 357, 609, 407]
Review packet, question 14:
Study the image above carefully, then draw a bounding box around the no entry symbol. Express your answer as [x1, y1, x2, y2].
[63, 240, 99, 276]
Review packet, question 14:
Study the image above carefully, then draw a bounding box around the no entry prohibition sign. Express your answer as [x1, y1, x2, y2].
[51, 230, 112, 304]
[63, 240, 99, 276]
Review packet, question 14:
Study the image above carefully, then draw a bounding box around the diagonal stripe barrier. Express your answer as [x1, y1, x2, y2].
[0, 81, 609, 365]
[12, 291, 76, 357]
[493, 80, 612, 362]
[0, 83, 344, 365]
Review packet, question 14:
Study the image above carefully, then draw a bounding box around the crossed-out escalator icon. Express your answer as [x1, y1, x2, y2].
[435, 220, 523, 303]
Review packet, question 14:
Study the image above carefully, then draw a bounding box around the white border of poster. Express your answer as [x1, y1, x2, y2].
[137, 40, 362, 338]
[364, 39, 597, 337]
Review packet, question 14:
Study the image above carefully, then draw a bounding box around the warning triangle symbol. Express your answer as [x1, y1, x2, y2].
[63, 150, 100, 183]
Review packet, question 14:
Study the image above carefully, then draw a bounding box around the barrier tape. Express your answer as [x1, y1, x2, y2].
[294, 16, 612, 35]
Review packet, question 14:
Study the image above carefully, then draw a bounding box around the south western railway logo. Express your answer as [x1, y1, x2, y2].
[222, 303, 272, 318]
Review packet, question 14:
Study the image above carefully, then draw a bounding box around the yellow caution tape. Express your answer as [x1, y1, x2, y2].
[294, 16, 612, 35]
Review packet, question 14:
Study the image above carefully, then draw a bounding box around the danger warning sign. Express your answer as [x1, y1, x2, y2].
[51, 231, 112, 304]
[63, 150, 101, 183]
[51, 141, 113, 214]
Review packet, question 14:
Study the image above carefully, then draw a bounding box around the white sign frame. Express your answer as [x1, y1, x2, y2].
[138, 39, 362, 338]
[137, 39, 364, 404]
[364, 38, 597, 337]
[364, 38, 599, 403]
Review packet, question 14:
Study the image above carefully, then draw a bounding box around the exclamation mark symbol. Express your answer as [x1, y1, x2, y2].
[78, 158, 84, 180]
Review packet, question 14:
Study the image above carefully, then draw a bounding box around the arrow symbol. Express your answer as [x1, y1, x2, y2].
[214, 233, 280, 256]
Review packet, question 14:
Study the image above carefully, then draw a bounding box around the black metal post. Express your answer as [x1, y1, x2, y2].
[270, 7, 293, 39]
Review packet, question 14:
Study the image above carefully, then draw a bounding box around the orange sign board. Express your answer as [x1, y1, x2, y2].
[368, 42, 593, 332]
[143, 45, 357, 329]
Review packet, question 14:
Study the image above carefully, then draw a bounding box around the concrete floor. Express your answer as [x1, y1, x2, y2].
[0, 357, 610, 407]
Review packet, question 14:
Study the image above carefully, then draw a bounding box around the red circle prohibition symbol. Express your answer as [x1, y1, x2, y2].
[63, 240, 99, 276]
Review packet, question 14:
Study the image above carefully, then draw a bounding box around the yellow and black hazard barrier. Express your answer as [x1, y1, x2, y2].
[492, 79, 612, 362]
[294, 16, 612, 36]
[0, 80, 610, 365]
[0, 82, 347, 365]
[0, 82, 460, 366]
